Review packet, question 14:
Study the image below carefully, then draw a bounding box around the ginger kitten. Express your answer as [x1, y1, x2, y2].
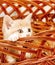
[2, 14, 33, 63]
[2, 13, 33, 41]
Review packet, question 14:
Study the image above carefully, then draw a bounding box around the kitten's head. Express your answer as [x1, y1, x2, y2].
[17, 13, 33, 38]
[2, 13, 33, 41]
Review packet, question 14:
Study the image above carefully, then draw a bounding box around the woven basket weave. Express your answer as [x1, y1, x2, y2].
[0, 0, 55, 65]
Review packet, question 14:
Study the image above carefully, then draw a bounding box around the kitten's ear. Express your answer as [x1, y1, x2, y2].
[4, 15, 13, 24]
[3, 15, 13, 29]
[23, 13, 32, 23]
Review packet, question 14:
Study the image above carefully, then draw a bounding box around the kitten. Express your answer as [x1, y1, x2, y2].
[2, 13, 32, 41]
[2, 14, 33, 63]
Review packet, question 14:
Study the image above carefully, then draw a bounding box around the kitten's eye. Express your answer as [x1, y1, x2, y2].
[28, 28, 31, 32]
[18, 29, 23, 33]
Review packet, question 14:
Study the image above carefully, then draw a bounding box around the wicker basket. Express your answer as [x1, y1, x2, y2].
[0, 0, 55, 65]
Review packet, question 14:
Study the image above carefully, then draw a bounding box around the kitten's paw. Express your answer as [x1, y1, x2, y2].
[12, 35, 18, 41]
[8, 32, 19, 41]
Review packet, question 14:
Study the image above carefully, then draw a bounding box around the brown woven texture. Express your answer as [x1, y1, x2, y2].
[0, 0, 55, 65]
